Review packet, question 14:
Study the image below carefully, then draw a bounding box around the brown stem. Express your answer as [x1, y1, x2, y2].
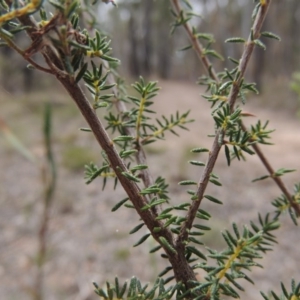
[11, 1, 297, 297]
[171, 0, 299, 219]
[12, 8, 199, 292]
[250, 141, 300, 216]
[172, 0, 276, 245]
[228, 0, 270, 112]
[0, 32, 53, 74]
[177, 135, 222, 245]
[5, 3, 196, 296]
[104, 65, 155, 191]
[101, 63, 158, 217]
[58, 75, 197, 287]
[34, 184, 51, 300]
[171, 0, 219, 81]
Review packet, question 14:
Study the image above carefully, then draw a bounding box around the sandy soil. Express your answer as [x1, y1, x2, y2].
[0, 80, 299, 300]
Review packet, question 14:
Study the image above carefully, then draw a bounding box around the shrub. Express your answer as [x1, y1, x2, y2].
[0, 0, 299, 299]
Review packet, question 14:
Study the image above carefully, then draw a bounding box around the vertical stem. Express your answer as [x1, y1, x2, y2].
[35, 103, 56, 300]
[170, 0, 300, 215]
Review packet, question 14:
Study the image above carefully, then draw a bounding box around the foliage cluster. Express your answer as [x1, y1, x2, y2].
[0, 0, 299, 300]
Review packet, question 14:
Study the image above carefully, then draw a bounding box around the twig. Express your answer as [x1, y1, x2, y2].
[171, 0, 276, 244]
[170, 0, 299, 221]
[104, 63, 155, 191]
[0, 32, 53, 74]
[58, 76, 197, 286]
[250, 139, 300, 216]
[170, 0, 219, 81]
[1, 1, 180, 289]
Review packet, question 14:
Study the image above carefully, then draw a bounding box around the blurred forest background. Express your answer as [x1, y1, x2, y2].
[1, 1, 300, 300]
[1, 0, 300, 95]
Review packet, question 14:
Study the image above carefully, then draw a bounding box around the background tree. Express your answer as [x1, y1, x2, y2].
[0, 0, 300, 300]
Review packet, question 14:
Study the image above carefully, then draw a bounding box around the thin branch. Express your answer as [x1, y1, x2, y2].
[58, 76, 197, 285]
[81, 12, 155, 193]
[177, 134, 222, 243]
[0, 33, 53, 74]
[10, 7, 199, 290]
[249, 137, 300, 216]
[35, 103, 57, 300]
[173, 0, 275, 244]
[228, 0, 270, 112]
[171, 0, 300, 221]
[17, 9, 197, 285]
[104, 64, 155, 191]
[171, 0, 219, 81]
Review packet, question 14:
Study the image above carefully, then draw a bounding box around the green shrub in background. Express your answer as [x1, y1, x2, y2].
[0, 0, 299, 300]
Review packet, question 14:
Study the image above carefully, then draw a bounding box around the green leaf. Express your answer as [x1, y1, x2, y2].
[274, 168, 296, 177]
[121, 171, 140, 182]
[228, 57, 239, 65]
[253, 39, 266, 50]
[219, 81, 233, 92]
[0, 27, 13, 38]
[288, 207, 298, 225]
[178, 44, 193, 51]
[80, 127, 92, 132]
[164, 216, 177, 228]
[222, 232, 235, 251]
[158, 237, 177, 254]
[133, 233, 151, 247]
[252, 175, 270, 182]
[69, 40, 90, 50]
[260, 292, 270, 300]
[182, 0, 193, 9]
[120, 149, 138, 158]
[270, 291, 281, 300]
[113, 135, 135, 142]
[225, 37, 246, 43]
[111, 198, 129, 212]
[224, 273, 244, 291]
[186, 246, 207, 260]
[189, 160, 206, 166]
[193, 224, 211, 231]
[130, 165, 148, 172]
[224, 144, 231, 166]
[188, 237, 203, 245]
[232, 223, 240, 239]
[153, 227, 162, 233]
[280, 282, 289, 298]
[114, 277, 120, 297]
[156, 213, 172, 220]
[178, 180, 198, 186]
[65, 0, 79, 18]
[100, 54, 120, 63]
[93, 102, 108, 109]
[205, 49, 224, 60]
[158, 266, 173, 277]
[129, 223, 145, 234]
[191, 147, 209, 153]
[204, 194, 223, 204]
[127, 277, 137, 297]
[149, 245, 162, 253]
[140, 186, 161, 195]
[141, 199, 166, 211]
[209, 179, 222, 186]
[261, 31, 281, 41]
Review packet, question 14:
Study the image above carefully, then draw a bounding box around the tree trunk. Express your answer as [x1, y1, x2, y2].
[128, 4, 140, 77]
[157, 0, 173, 79]
[142, 0, 153, 76]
